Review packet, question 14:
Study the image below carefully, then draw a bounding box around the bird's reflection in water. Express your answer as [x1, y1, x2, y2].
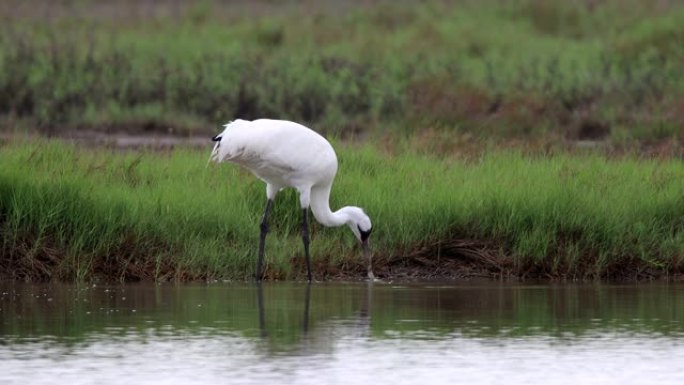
[255, 282, 312, 338]
[255, 282, 374, 351]
[256, 282, 268, 338]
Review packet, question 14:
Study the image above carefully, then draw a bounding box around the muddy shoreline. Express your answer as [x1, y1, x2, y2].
[2, 130, 213, 150]
[3, 253, 679, 284]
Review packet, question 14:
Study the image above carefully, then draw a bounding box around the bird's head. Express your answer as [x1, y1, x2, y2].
[345, 206, 372, 246]
[345, 206, 374, 279]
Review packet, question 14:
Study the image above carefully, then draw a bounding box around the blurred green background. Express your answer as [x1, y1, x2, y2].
[1, 0, 683, 153]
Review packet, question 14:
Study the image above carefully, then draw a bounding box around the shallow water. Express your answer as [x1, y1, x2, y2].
[1, 282, 683, 385]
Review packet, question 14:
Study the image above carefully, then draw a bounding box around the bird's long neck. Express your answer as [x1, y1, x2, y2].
[309, 185, 351, 228]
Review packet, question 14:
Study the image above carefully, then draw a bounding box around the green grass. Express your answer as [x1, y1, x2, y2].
[1, 138, 683, 281]
[1, 0, 684, 147]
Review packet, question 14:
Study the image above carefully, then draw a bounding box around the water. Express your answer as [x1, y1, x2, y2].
[1, 282, 684, 385]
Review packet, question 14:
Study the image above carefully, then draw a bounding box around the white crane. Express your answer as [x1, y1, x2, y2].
[208, 119, 373, 281]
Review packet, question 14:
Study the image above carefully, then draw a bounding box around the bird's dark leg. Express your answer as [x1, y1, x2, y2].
[256, 199, 273, 281]
[301, 208, 312, 282]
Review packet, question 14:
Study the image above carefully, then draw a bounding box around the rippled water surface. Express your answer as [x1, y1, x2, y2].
[2, 282, 684, 385]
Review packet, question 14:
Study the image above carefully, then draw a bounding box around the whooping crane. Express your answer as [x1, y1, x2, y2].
[208, 119, 373, 281]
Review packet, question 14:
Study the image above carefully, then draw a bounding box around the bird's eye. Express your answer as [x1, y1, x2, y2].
[212, 135, 222, 142]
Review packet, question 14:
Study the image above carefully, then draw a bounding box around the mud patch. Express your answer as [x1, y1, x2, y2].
[2, 130, 213, 151]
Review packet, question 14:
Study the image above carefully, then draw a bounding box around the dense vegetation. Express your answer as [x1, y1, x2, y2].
[1, 140, 683, 281]
[1, 0, 683, 150]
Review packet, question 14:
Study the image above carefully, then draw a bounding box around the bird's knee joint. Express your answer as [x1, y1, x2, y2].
[260, 222, 269, 233]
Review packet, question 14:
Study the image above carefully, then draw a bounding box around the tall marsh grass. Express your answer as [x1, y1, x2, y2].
[1, 139, 683, 281]
[1, 0, 683, 146]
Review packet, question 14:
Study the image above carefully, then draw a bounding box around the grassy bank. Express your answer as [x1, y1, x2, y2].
[1, 138, 683, 281]
[1, 0, 684, 149]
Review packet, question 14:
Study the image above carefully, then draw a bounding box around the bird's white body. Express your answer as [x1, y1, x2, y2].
[212, 119, 335, 188]
[209, 119, 373, 280]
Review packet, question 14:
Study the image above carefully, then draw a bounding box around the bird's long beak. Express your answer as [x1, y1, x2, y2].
[363, 239, 374, 280]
